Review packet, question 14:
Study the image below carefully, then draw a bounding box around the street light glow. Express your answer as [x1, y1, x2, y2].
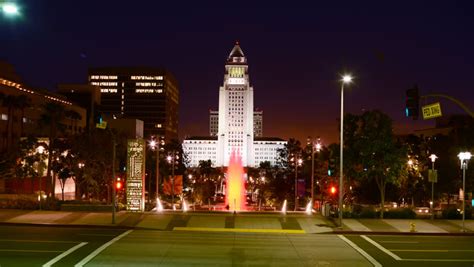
[341, 74, 353, 84]
[458, 152, 472, 162]
[429, 154, 438, 163]
[2, 3, 19, 15]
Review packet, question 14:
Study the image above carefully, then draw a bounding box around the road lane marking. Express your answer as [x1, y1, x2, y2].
[392, 249, 474, 252]
[173, 227, 305, 234]
[0, 239, 77, 243]
[361, 235, 402, 261]
[0, 249, 63, 253]
[74, 230, 133, 267]
[391, 249, 449, 252]
[403, 258, 474, 262]
[77, 234, 118, 237]
[380, 241, 419, 244]
[42, 242, 88, 267]
[338, 235, 382, 267]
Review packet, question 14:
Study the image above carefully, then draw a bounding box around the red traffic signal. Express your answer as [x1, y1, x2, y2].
[330, 186, 336, 195]
[115, 178, 123, 190]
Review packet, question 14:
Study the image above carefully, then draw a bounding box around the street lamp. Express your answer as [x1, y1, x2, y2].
[458, 152, 472, 232]
[291, 155, 303, 211]
[2, 2, 19, 16]
[429, 154, 437, 220]
[339, 74, 353, 228]
[167, 152, 179, 209]
[149, 138, 161, 212]
[308, 137, 322, 211]
[36, 145, 45, 210]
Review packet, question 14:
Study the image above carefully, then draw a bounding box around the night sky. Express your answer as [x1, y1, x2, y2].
[2, 1, 474, 144]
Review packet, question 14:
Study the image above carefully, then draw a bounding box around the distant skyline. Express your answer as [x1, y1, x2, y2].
[1, 1, 474, 144]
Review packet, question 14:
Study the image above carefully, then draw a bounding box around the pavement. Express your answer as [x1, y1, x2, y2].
[0, 209, 473, 234]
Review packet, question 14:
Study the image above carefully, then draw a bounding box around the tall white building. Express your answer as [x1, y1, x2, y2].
[209, 109, 263, 137]
[183, 42, 286, 167]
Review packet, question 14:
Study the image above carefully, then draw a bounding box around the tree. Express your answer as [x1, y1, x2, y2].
[14, 137, 47, 193]
[343, 110, 407, 218]
[39, 102, 66, 195]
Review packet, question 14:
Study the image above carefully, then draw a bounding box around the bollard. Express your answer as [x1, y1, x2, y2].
[409, 222, 416, 232]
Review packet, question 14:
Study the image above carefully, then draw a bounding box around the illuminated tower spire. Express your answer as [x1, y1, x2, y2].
[216, 42, 254, 167]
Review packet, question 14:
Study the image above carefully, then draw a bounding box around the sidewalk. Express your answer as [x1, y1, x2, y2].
[0, 209, 472, 234]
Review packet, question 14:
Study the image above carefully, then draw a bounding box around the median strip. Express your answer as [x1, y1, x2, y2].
[173, 227, 305, 234]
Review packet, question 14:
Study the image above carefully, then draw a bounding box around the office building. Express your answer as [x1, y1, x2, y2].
[88, 67, 179, 141]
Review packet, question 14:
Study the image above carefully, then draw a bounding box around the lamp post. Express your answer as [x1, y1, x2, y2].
[308, 137, 321, 211]
[458, 152, 472, 232]
[292, 155, 303, 211]
[429, 154, 437, 220]
[36, 145, 45, 210]
[167, 152, 179, 209]
[149, 138, 160, 212]
[339, 74, 353, 228]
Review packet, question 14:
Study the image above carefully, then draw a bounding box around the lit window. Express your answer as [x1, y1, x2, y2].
[1, 114, 7, 120]
[100, 89, 117, 93]
[155, 124, 162, 128]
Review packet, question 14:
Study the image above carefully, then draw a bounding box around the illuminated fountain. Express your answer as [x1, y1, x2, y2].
[226, 151, 246, 211]
[282, 199, 287, 214]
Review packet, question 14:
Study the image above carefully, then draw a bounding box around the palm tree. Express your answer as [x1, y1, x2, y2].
[40, 102, 66, 195]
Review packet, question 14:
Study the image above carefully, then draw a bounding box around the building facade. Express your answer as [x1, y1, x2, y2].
[88, 67, 179, 141]
[0, 62, 87, 152]
[183, 43, 286, 167]
[209, 109, 263, 137]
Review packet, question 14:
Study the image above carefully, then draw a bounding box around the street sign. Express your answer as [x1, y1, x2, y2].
[422, 102, 442, 120]
[428, 169, 438, 183]
[95, 121, 107, 129]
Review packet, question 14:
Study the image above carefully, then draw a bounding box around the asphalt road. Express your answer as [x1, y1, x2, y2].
[1, 225, 474, 266]
[0, 225, 127, 267]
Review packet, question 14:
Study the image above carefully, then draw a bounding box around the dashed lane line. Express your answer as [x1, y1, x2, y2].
[361, 235, 402, 261]
[173, 227, 305, 234]
[74, 230, 133, 267]
[0, 239, 77, 243]
[338, 235, 382, 267]
[42, 242, 88, 267]
[0, 249, 63, 253]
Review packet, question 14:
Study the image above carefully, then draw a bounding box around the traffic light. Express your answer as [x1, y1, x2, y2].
[328, 158, 335, 176]
[330, 186, 336, 195]
[405, 85, 419, 120]
[115, 178, 123, 190]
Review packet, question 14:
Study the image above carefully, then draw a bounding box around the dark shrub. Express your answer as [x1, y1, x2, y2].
[442, 206, 472, 219]
[384, 208, 416, 219]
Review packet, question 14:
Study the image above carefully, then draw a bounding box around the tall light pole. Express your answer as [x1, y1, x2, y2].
[167, 152, 179, 209]
[429, 154, 437, 220]
[36, 145, 45, 210]
[149, 138, 160, 212]
[339, 74, 353, 228]
[308, 137, 321, 211]
[292, 155, 303, 211]
[458, 152, 472, 232]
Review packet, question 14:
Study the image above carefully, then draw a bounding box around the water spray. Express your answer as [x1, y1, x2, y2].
[282, 199, 287, 214]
